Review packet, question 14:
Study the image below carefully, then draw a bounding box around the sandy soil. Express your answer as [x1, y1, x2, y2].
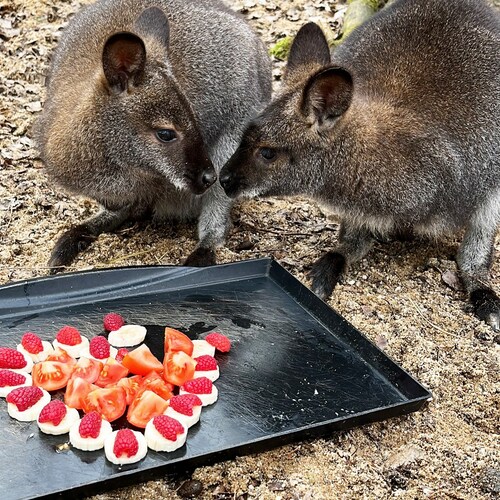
[0, 0, 499, 498]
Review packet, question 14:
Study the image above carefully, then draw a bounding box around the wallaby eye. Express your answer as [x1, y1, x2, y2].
[156, 129, 177, 142]
[259, 147, 276, 161]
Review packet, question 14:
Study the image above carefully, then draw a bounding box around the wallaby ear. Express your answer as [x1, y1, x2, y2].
[302, 67, 353, 127]
[134, 7, 169, 47]
[285, 22, 331, 82]
[102, 33, 146, 94]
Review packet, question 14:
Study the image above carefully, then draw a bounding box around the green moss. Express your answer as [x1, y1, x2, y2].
[269, 36, 293, 61]
[347, 0, 378, 9]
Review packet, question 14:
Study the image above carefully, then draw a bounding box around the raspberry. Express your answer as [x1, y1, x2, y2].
[113, 428, 139, 458]
[182, 377, 212, 395]
[79, 411, 102, 439]
[6, 386, 43, 411]
[21, 332, 43, 354]
[56, 326, 82, 346]
[0, 369, 27, 387]
[103, 313, 125, 332]
[169, 394, 202, 416]
[205, 332, 231, 352]
[38, 400, 67, 426]
[194, 355, 218, 371]
[115, 348, 129, 363]
[89, 336, 111, 359]
[0, 347, 27, 369]
[153, 415, 184, 441]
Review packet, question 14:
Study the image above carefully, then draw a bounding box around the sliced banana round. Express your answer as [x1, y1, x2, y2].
[69, 417, 113, 451]
[17, 341, 54, 363]
[145, 416, 188, 452]
[104, 429, 148, 465]
[38, 406, 80, 435]
[191, 339, 216, 358]
[108, 325, 147, 347]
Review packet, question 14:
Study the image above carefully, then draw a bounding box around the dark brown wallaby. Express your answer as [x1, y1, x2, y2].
[220, 0, 500, 329]
[36, 0, 271, 270]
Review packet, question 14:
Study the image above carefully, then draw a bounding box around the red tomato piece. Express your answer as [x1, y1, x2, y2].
[65, 377, 97, 410]
[46, 347, 77, 368]
[70, 357, 103, 383]
[116, 375, 143, 405]
[121, 344, 163, 376]
[162, 350, 196, 387]
[126, 389, 169, 428]
[140, 370, 174, 401]
[83, 386, 127, 422]
[164, 327, 194, 356]
[94, 358, 129, 387]
[32, 360, 73, 391]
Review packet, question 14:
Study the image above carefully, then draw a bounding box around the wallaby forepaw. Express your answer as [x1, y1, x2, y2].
[48, 228, 96, 273]
[184, 247, 216, 267]
[308, 252, 345, 300]
[470, 289, 500, 331]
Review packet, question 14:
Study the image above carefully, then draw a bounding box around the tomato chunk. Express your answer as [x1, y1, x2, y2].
[140, 370, 174, 401]
[46, 347, 77, 368]
[163, 350, 196, 387]
[116, 375, 143, 405]
[70, 357, 102, 383]
[32, 360, 73, 391]
[126, 389, 168, 428]
[94, 357, 129, 387]
[122, 344, 163, 376]
[83, 386, 127, 422]
[164, 327, 193, 356]
[65, 377, 97, 410]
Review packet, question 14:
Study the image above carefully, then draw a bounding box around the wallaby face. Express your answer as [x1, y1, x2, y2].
[37, 0, 272, 269]
[220, 0, 500, 329]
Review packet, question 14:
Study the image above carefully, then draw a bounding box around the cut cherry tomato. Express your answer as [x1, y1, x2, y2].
[65, 377, 97, 410]
[116, 375, 143, 405]
[32, 360, 73, 391]
[46, 347, 77, 368]
[70, 357, 103, 383]
[162, 350, 196, 387]
[140, 370, 174, 401]
[126, 389, 169, 428]
[121, 344, 163, 376]
[83, 386, 127, 422]
[94, 358, 129, 387]
[164, 327, 193, 356]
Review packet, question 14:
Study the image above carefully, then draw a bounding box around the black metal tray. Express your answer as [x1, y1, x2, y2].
[0, 258, 430, 500]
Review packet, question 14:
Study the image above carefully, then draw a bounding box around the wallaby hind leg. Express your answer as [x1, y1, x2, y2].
[309, 222, 374, 300]
[184, 182, 232, 267]
[456, 213, 500, 330]
[49, 206, 131, 273]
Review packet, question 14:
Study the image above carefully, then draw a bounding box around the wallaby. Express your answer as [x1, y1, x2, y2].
[219, 0, 500, 329]
[36, 0, 271, 270]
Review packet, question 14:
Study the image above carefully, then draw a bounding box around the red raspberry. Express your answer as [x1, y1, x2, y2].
[56, 326, 82, 346]
[0, 369, 27, 387]
[153, 415, 184, 441]
[21, 332, 43, 354]
[169, 394, 202, 416]
[89, 336, 111, 359]
[6, 386, 43, 411]
[115, 348, 129, 363]
[0, 347, 27, 369]
[103, 313, 125, 332]
[205, 332, 231, 352]
[113, 428, 139, 458]
[182, 377, 212, 395]
[79, 411, 102, 439]
[38, 400, 67, 426]
[194, 355, 218, 371]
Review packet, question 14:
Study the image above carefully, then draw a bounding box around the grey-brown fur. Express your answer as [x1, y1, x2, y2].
[219, 0, 500, 329]
[36, 0, 271, 269]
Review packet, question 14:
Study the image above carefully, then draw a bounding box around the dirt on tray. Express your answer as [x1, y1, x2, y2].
[0, 0, 499, 499]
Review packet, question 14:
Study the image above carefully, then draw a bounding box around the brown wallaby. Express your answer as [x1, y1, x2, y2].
[219, 0, 500, 329]
[35, 0, 271, 270]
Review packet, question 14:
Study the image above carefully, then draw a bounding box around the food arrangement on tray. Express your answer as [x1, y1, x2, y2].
[0, 312, 231, 465]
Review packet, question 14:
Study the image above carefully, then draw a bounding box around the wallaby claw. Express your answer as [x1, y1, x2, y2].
[48, 227, 97, 272]
[183, 247, 216, 267]
[470, 289, 500, 331]
[309, 252, 346, 301]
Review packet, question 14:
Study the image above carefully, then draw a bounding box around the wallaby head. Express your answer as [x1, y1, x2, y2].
[42, 6, 216, 210]
[220, 23, 350, 200]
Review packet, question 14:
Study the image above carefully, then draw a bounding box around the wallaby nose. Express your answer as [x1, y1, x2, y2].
[201, 170, 217, 188]
[219, 172, 232, 190]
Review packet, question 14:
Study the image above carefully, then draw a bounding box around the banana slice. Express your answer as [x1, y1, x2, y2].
[108, 325, 147, 347]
